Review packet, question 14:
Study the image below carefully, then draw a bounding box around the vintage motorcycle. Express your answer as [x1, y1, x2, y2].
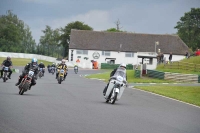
[18, 69, 35, 95]
[51, 67, 55, 75]
[38, 68, 44, 78]
[57, 68, 65, 84]
[104, 68, 127, 104]
[74, 66, 78, 74]
[2, 66, 9, 82]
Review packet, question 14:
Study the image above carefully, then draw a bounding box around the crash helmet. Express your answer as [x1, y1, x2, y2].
[31, 58, 38, 66]
[7, 56, 11, 61]
[61, 59, 65, 65]
[119, 63, 126, 69]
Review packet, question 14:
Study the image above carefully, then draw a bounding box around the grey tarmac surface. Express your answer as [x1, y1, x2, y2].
[0, 67, 200, 133]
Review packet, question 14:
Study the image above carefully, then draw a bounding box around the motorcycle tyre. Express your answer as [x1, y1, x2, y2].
[3, 73, 7, 82]
[19, 82, 29, 95]
[58, 77, 62, 84]
[110, 92, 118, 104]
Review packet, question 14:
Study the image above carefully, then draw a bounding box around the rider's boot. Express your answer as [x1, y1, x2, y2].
[29, 85, 32, 90]
[15, 77, 22, 86]
[103, 83, 109, 96]
[8, 74, 11, 79]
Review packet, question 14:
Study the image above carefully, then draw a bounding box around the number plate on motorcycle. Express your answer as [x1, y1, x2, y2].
[60, 69, 64, 73]
[28, 71, 34, 76]
[4, 67, 9, 71]
[115, 88, 119, 93]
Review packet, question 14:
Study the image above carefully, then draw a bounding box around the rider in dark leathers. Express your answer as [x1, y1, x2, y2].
[15, 58, 39, 90]
[38, 62, 45, 76]
[0, 57, 13, 79]
[51, 63, 56, 73]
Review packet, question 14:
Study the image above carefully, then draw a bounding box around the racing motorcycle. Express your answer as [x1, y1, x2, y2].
[2, 66, 9, 82]
[51, 67, 55, 75]
[74, 66, 78, 74]
[104, 68, 127, 104]
[18, 69, 35, 95]
[38, 68, 44, 78]
[57, 69, 65, 84]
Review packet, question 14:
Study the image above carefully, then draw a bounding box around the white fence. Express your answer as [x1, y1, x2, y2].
[0, 52, 57, 62]
[0, 52, 92, 68]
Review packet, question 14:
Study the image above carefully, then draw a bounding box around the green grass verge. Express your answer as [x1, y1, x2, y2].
[85, 70, 174, 83]
[0, 57, 54, 67]
[156, 56, 200, 75]
[135, 86, 200, 107]
[156, 64, 200, 75]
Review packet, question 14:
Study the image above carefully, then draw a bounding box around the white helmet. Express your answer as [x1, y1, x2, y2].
[119, 63, 126, 68]
[61, 59, 65, 64]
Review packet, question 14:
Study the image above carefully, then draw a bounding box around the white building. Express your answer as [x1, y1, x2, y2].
[68, 30, 189, 69]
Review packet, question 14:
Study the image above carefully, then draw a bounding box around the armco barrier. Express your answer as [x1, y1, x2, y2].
[147, 70, 165, 79]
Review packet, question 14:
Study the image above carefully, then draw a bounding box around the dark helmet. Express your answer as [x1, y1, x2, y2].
[7, 56, 11, 60]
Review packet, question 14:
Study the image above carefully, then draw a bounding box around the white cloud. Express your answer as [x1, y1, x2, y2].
[50, 10, 114, 30]
[29, 10, 115, 43]
[21, 0, 57, 4]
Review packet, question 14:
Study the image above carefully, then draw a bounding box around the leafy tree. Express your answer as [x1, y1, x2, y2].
[106, 28, 123, 32]
[60, 21, 93, 58]
[0, 10, 36, 53]
[174, 8, 200, 51]
[39, 26, 62, 57]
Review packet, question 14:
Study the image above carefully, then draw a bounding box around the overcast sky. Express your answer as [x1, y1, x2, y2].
[0, 0, 200, 44]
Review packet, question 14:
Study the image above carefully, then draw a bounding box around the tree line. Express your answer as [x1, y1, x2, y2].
[0, 8, 199, 58]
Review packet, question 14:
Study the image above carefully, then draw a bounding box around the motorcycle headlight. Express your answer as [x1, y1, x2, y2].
[4, 67, 9, 71]
[28, 70, 34, 77]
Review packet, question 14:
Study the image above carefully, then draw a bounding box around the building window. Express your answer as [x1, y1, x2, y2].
[125, 52, 134, 57]
[76, 50, 88, 55]
[102, 51, 110, 56]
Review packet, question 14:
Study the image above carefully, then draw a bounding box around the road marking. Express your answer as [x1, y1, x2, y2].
[150, 83, 156, 84]
[132, 88, 200, 109]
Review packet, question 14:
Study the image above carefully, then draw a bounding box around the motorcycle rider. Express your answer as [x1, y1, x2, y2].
[51, 63, 56, 72]
[47, 64, 51, 73]
[56, 59, 68, 80]
[74, 64, 78, 72]
[0, 57, 13, 79]
[103, 63, 127, 96]
[15, 58, 39, 90]
[38, 62, 45, 76]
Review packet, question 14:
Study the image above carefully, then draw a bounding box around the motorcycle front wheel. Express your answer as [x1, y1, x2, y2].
[110, 92, 118, 104]
[3, 72, 7, 82]
[19, 82, 29, 95]
[58, 77, 62, 84]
